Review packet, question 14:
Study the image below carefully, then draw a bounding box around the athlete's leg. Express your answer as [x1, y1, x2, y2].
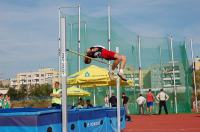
[103, 49, 127, 81]
[112, 53, 125, 70]
[113, 53, 127, 81]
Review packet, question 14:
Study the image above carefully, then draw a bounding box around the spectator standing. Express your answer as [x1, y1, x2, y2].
[50, 82, 61, 108]
[109, 93, 117, 107]
[3, 95, 11, 109]
[122, 92, 131, 121]
[156, 89, 169, 115]
[146, 89, 155, 114]
[0, 93, 3, 109]
[104, 95, 109, 107]
[136, 94, 146, 114]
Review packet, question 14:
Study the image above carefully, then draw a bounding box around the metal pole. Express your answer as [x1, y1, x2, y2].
[58, 8, 61, 86]
[138, 35, 142, 93]
[60, 5, 79, 9]
[108, 5, 112, 98]
[78, 4, 81, 72]
[93, 89, 96, 106]
[70, 23, 73, 48]
[61, 17, 67, 132]
[169, 35, 178, 114]
[190, 39, 198, 112]
[159, 46, 163, 88]
[84, 23, 87, 49]
[116, 47, 121, 132]
[59, 6, 79, 132]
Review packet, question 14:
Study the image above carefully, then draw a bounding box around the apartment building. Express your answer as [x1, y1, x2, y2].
[0, 79, 10, 87]
[10, 68, 59, 89]
[195, 57, 200, 71]
[149, 61, 185, 89]
[124, 66, 149, 88]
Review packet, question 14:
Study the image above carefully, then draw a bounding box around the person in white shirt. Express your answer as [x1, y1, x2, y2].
[156, 89, 169, 114]
[136, 94, 146, 114]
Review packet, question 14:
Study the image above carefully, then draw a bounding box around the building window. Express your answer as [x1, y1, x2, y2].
[174, 66, 179, 70]
[35, 74, 39, 77]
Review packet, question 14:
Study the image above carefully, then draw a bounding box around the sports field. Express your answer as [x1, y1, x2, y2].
[124, 114, 200, 132]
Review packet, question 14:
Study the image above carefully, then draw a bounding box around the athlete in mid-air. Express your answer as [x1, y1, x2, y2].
[84, 45, 127, 81]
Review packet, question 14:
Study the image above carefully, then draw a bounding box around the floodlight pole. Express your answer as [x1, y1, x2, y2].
[108, 5, 112, 98]
[190, 39, 198, 112]
[116, 47, 121, 132]
[138, 35, 142, 93]
[169, 35, 178, 114]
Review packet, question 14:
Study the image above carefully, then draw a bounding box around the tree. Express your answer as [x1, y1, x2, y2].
[29, 84, 52, 99]
[17, 85, 28, 99]
[7, 88, 18, 100]
[195, 70, 200, 92]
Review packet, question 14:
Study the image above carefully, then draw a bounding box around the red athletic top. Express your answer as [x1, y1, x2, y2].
[146, 92, 154, 102]
[87, 45, 116, 60]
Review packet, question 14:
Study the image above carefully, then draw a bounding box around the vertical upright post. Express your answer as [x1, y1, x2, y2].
[190, 39, 198, 112]
[93, 89, 96, 106]
[78, 4, 81, 72]
[108, 5, 112, 98]
[138, 35, 142, 93]
[159, 46, 163, 88]
[169, 35, 178, 114]
[116, 47, 121, 132]
[58, 8, 61, 86]
[61, 17, 67, 132]
[70, 23, 73, 47]
[84, 23, 87, 47]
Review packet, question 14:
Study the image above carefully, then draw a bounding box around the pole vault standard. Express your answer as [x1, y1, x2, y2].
[116, 47, 121, 132]
[108, 5, 112, 98]
[59, 5, 79, 132]
[60, 16, 67, 132]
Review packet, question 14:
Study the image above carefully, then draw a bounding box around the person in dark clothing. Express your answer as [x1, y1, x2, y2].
[86, 99, 93, 108]
[109, 93, 117, 107]
[122, 92, 131, 121]
[156, 89, 169, 115]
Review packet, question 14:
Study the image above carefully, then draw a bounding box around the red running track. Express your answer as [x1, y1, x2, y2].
[124, 114, 200, 132]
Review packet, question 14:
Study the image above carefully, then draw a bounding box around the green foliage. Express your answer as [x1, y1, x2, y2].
[18, 85, 28, 99]
[195, 70, 200, 91]
[7, 88, 18, 100]
[29, 84, 52, 98]
[7, 84, 52, 101]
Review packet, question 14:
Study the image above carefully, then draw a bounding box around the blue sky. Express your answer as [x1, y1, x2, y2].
[0, 0, 200, 79]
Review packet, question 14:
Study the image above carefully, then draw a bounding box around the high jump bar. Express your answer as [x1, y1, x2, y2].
[66, 48, 113, 66]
